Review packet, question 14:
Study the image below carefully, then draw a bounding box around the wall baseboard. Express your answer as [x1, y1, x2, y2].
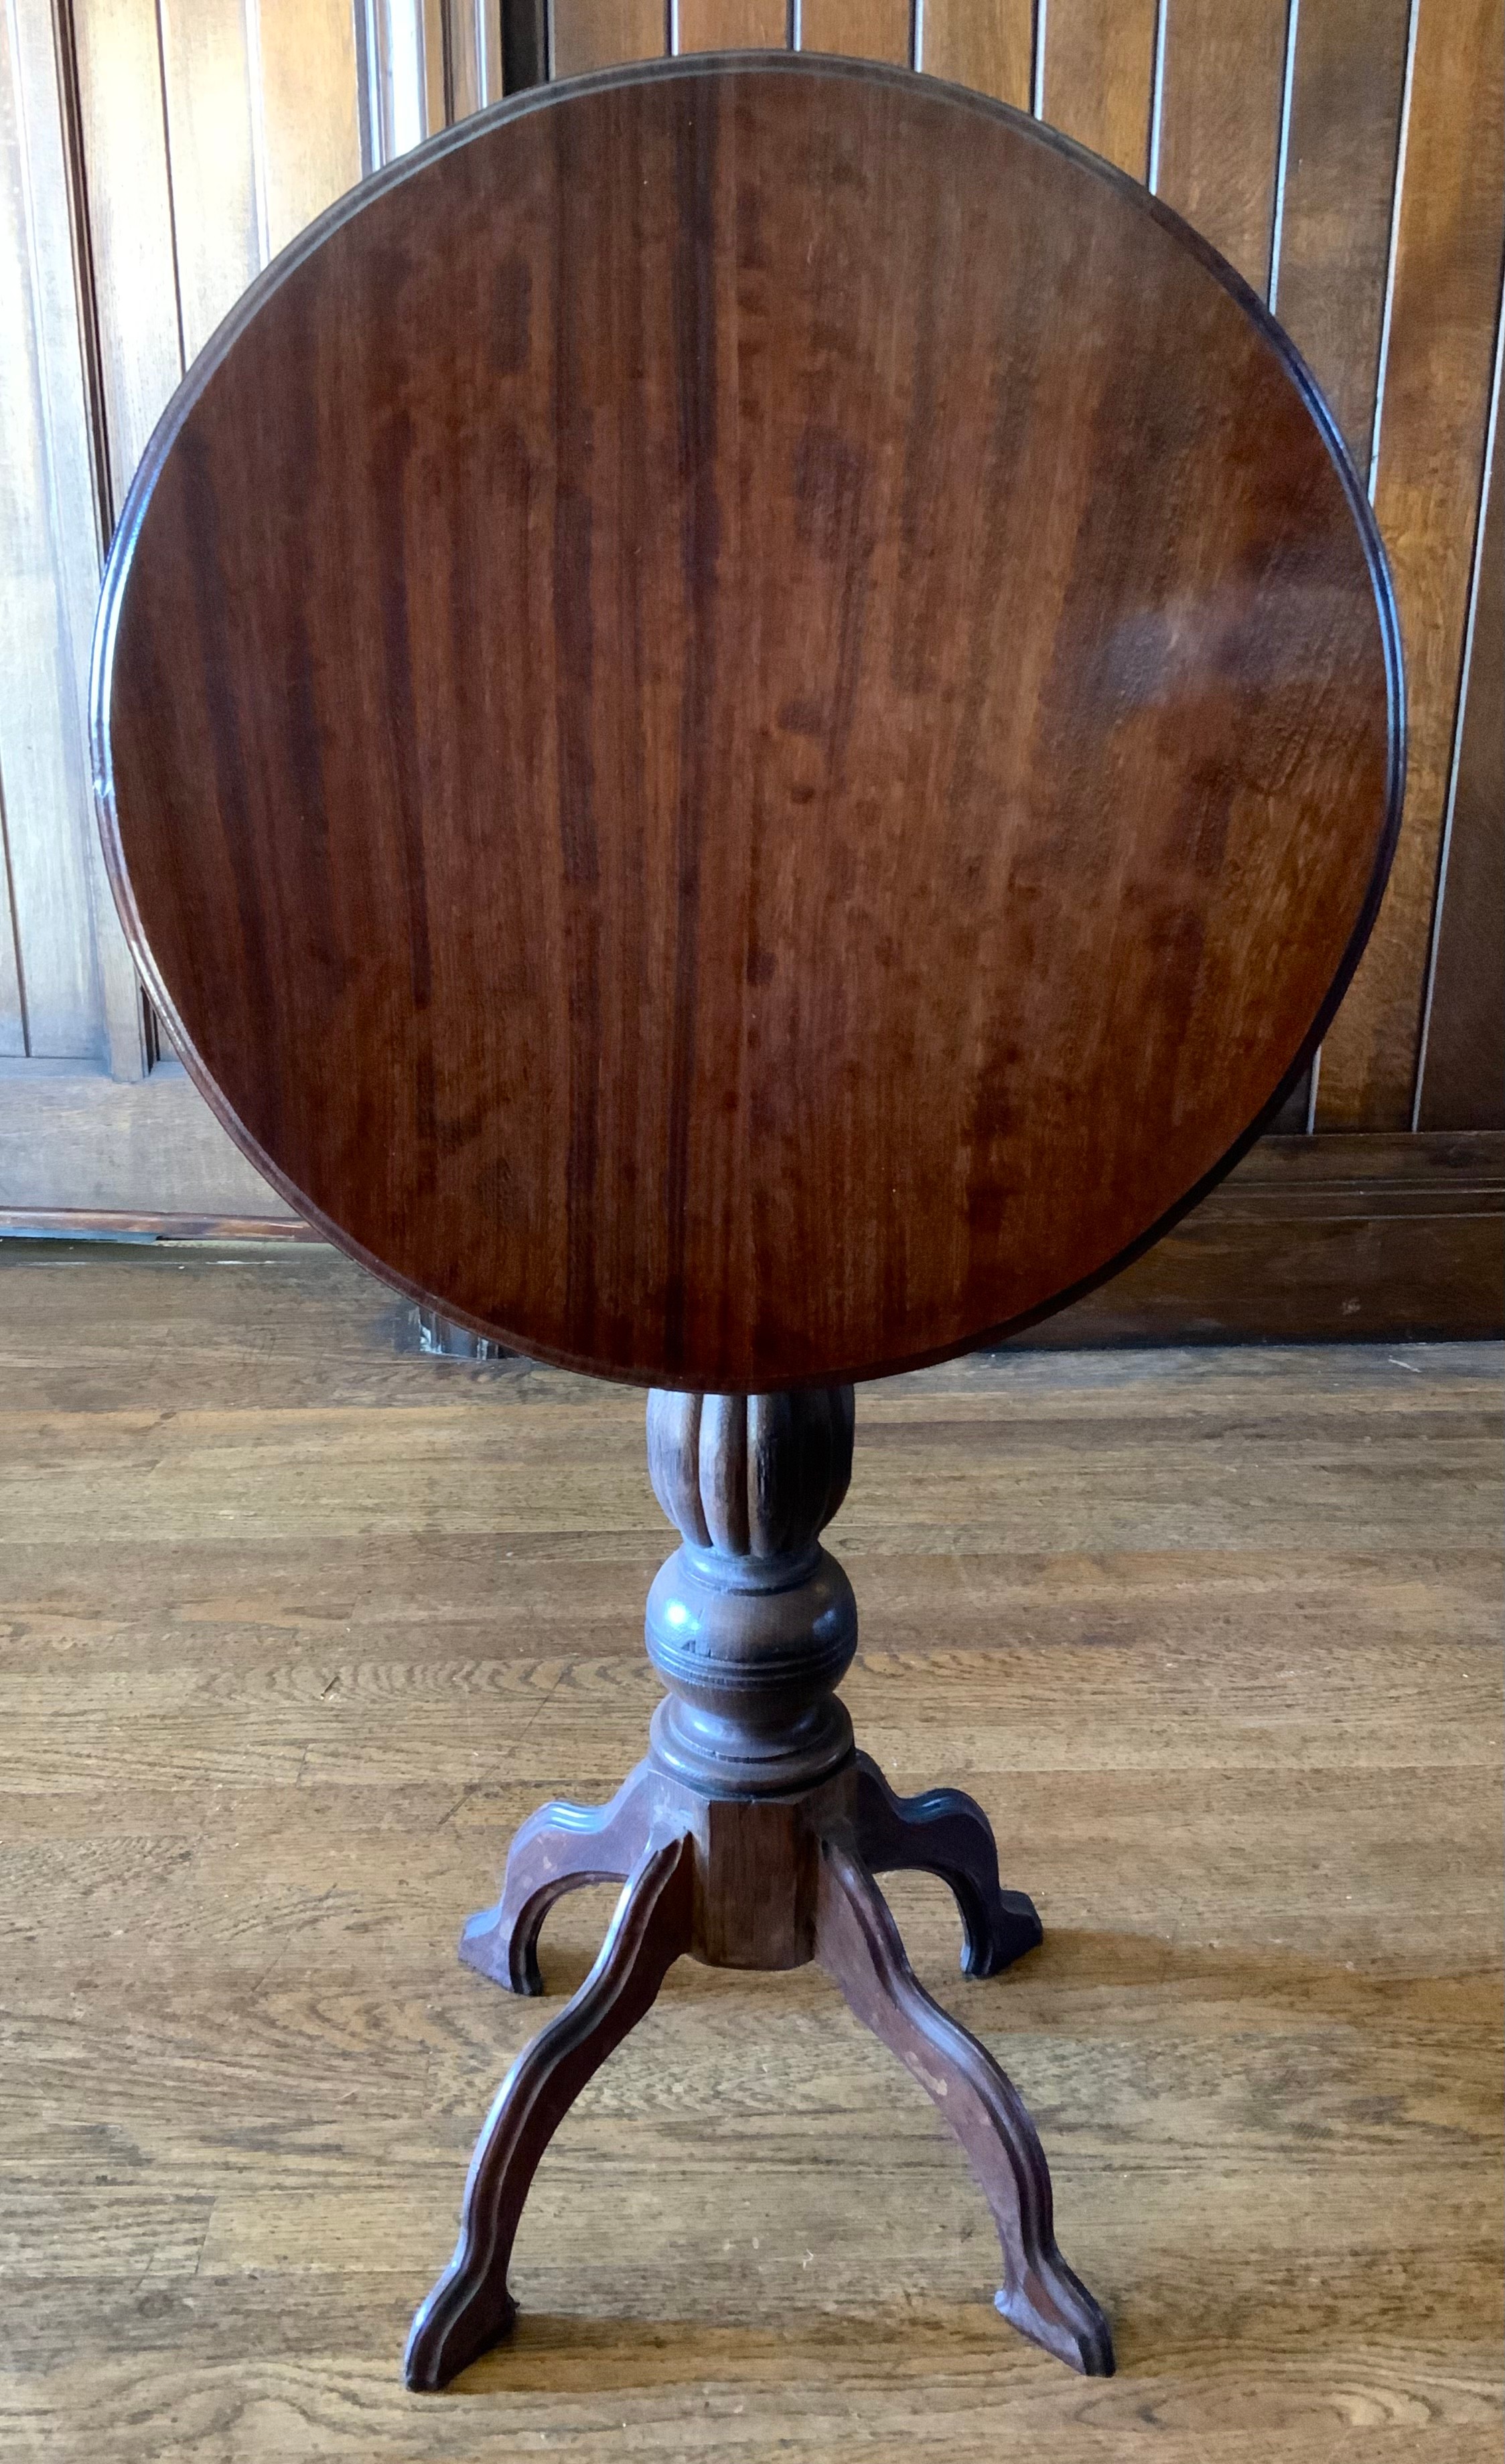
[0, 1209, 316, 1241]
[0, 1060, 299, 1220]
[2, 1130, 1500, 1348]
[1013, 1131, 1503, 1346]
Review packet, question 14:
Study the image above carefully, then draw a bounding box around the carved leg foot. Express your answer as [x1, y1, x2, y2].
[815, 1831, 1113, 2377]
[407, 1831, 695, 2390]
[459, 1763, 656, 1995]
[850, 1751, 1042, 1978]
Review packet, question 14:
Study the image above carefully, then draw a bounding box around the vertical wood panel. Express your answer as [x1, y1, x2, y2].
[796, 0, 910, 64]
[69, 0, 182, 510]
[551, 0, 665, 74]
[1417, 322, 1504, 1130]
[441, 0, 502, 117]
[675, 0, 785, 48]
[920, 0, 1031, 108]
[0, 0, 141, 1065]
[1039, 0, 1157, 179]
[421, 0, 447, 125]
[1271, 0, 1410, 471]
[1317, 0, 1505, 1128]
[1153, 0, 1288, 294]
[157, 0, 257, 358]
[443, 0, 484, 114]
[252, 0, 361, 257]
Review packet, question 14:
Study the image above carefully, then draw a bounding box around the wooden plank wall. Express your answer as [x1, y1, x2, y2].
[0, 0, 1498, 1172]
[0, 0, 484, 1089]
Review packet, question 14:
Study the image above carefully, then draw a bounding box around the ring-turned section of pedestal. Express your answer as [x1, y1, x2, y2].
[644, 1388, 857, 1792]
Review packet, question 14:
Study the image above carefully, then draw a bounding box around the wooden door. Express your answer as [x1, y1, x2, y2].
[0, 0, 503, 1226]
[2, 0, 1500, 1230]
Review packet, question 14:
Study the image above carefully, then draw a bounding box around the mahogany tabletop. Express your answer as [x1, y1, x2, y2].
[94, 54, 1402, 1391]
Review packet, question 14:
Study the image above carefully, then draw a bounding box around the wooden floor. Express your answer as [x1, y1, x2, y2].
[0, 1239, 1500, 2461]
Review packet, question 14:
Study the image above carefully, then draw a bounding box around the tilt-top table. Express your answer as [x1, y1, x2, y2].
[92, 52, 1402, 2390]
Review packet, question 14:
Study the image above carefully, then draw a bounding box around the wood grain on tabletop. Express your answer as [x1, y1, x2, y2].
[0, 1239, 1500, 2458]
[97, 58, 1399, 1394]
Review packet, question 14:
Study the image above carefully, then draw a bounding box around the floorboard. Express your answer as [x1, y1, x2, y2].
[0, 1240, 1500, 2460]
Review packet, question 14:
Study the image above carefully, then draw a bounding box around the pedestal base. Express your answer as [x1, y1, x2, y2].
[407, 1386, 1114, 2389]
[406, 1748, 1113, 2390]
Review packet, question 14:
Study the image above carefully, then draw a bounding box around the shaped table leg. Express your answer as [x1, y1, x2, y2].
[849, 1750, 1043, 1978]
[407, 1830, 696, 2389]
[814, 1829, 1113, 2377]
[459, 1763, 657, 1995]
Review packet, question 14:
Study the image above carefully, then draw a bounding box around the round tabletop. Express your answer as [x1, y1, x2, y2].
[94, 54, 1402, 1391]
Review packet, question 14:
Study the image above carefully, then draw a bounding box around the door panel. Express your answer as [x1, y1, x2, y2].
[0, 0, 492, 1213]
[0, 0, 142, 1074]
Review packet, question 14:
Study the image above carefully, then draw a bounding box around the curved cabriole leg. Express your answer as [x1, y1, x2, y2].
[850, 1750, 1043, 1979]
[406, 1832, 696, 2391]
[814, 1833, 1114, 2378]
[459, 1764, 656, 1995]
